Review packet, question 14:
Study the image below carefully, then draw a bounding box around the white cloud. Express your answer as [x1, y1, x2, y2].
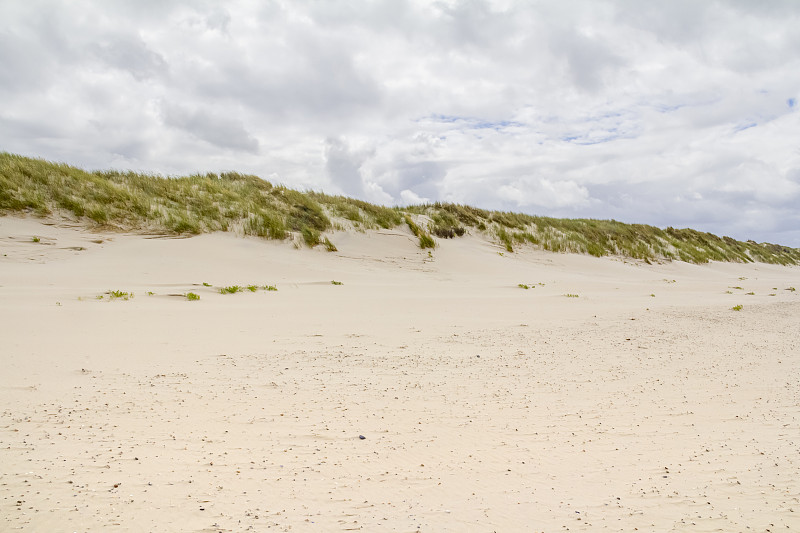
[399, 189, 430, 206]
[1, 0, 800, 245]
[497, 178, 591, 210]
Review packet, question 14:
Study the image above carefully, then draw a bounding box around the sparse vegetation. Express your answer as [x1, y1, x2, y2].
[107, 290, 132, 300]
[518, 283, 530, 289]
[565, 293, 580, 298]
[202, 282, 212, 287]
[32, 236, 40, 243]
[788, 287, 796, 292]
[331, 280, 343, 285]
[732, 304, 743, 311]
[3, 152, 799, 265]
[219, 285, 242, 294]
[186, 292, 200, 301]
[220, 284, 277, 294]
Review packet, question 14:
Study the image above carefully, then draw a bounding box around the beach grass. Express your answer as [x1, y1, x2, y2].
[2, 152, 799, 265]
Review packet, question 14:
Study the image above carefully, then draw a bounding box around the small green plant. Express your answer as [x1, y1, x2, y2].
[323, 237, 337, 252]
[107, 290, 132, 300]
[186, 292, 200, 301]
[730, 286, 743, 290]
[219, 285, 242, 294]
[724, 290, 733, 294]
[147, 291, 154, 296]
[650, 293, 655, 297]
[32, 236, 40, 243]
[202, 282, 212, 287]
[331, 280, 343, 285]
[96, 295, 103, 300]
[769, 293, 776, 296]
[787, 287, 796, 292]
[745, 292, 755, 295]
[518, 284, 530, 289]
[263, 285, 278, 291]
[565, 293, 579, 298]
[731, 304, 743, 311]
[738, 277, 747, 280]
[246, 284, 259, 292]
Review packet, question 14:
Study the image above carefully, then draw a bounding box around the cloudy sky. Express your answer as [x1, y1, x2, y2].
[2, 1, 799, 245]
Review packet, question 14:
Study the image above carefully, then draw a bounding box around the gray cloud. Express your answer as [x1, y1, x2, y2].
[161, 103, 259, 153]
[2, 0, 800, 245]
[324, 137, 368, 198]
[90, 34, 167, 81]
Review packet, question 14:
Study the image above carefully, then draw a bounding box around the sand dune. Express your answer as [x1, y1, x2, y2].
[1, 216, 799, 531]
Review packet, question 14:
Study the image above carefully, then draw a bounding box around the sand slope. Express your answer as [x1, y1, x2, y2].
[1, 216, 799, 532]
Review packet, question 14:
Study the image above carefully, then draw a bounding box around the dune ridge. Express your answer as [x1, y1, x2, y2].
[3, 151, 799, 265]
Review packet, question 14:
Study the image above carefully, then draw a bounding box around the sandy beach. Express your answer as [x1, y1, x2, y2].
[1, 215, 799, 532]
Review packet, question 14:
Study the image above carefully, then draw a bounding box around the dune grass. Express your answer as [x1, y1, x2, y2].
[404, 215, 436, 249]
[2, 152, 799, 265]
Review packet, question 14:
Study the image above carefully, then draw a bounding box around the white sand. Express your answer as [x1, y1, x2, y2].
[1, 215, 799, 531]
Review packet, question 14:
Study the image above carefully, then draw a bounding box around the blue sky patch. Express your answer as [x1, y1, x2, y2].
[734, 122, 757, 132]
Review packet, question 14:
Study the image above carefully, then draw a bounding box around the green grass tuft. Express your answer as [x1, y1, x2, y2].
[518, 283, 530, 289]
[323, 237, 337, 252]
[404, 215, 436, 249]
[186, 292, 200, 301]
[107, 290, 132, 300]
[731, 304, 743, 311]
[331, 280, 343, 285]
[219, 285, 242, 294]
